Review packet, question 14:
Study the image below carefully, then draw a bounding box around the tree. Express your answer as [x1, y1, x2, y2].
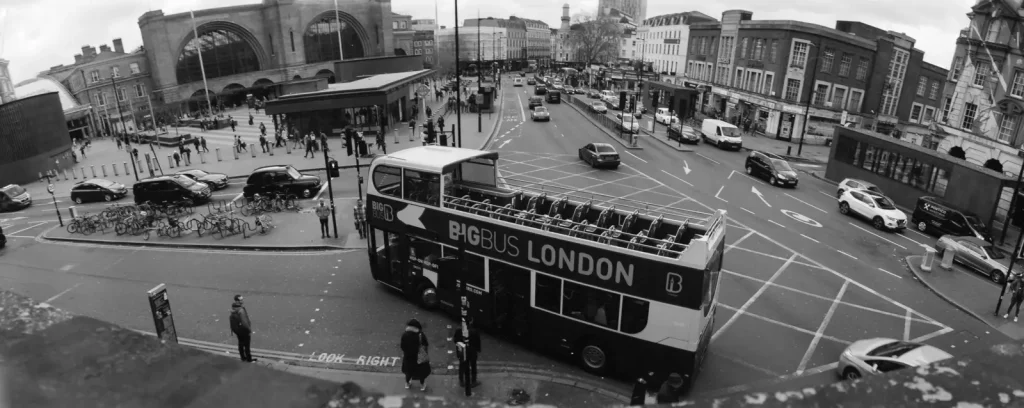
[564, 14, 624, 65]
[949, 146, 966, 159]
[984, 158, 1004, 173]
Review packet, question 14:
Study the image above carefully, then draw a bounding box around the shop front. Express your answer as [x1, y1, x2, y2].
[777, 105, 802, 141]
[805, 107, 842, 144]
[646, 81, 700, 120]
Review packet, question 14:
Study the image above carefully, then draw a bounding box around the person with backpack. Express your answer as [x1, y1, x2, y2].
[400, 318, 431, 391]
[1004, 272, 1024, 322]
[230, 295, 256, 362]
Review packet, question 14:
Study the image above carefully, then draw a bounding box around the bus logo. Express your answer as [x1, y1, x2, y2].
[371, 201, 395, 222]
[666, 273, 683, 294]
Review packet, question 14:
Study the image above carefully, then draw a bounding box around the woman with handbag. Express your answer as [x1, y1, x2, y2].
[401, 319, 431, 391]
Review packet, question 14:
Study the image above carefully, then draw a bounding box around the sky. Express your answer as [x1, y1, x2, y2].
[0, 0, 976, 84]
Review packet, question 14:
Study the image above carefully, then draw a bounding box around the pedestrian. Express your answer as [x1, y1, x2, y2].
[630, 372, 655, 405]
[80, 144, 87, 159]
[656, 373, 685, 404]
[238, 136, 248, 152]
[437, 116, 445, 133]
[116, 138, 123, 150]
[353, 199, 366, 238]
[184, 147, 192, 165]
[231, 119, 237, 132]
[400, 318, 431, 391]
[376, 133, 386, 153]
[200, 137, 209, 153]
[304, 136, 315, 158]
[260, 122, 267, 136]
[315, 199, 332, 238]
[173, 151, 181, 167]
[426, 106, 432, 119]
[452, 316, 481, 395]
[1005, 273, 1024, 322]
[230, 295, 257, 363]
[320, 132, 329, 153]
[132, 147, 139, 159]
[193, 138, 200, 153]
[248, 113, 254, 126]
[259, 134, 268, 153]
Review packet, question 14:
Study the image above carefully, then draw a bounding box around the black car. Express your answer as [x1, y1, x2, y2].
[744, 151, 799, 187]
[175, 169, 230, 190]
[546, 90, 561, 103]
[579, 143, 620, 169]
[534, 85, 548, 95]
[526, 78, 536, 85]
[243, 165, 322, 198]
[0, 184, 31, 212]
[528, 96, 544, 110]
[133, 175, 212, 205]
[587, 90, 601, 99]
[70, 179, 129, 204]
[0, 225, 6, 249]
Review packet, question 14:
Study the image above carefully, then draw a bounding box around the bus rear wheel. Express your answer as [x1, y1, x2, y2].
[579, 342, 609, 374]
[418, 284, 439, 309]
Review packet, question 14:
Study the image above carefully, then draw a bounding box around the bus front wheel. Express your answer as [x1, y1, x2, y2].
[418, 284, 439, 309]
[579, 342, 609, 374]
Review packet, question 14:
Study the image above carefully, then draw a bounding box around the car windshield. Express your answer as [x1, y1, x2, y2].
[721, 127, 743, 137]
[535, 107, 547, 113]
[868, 341, 923, 358]
[592, 102, 603, 106]
[94, 179, 116, 188]
[596, 145, 616, 153]
[867, 186, 883, 194]
[189, 170, 208, 177]
[770, 159, 793, 172]
[2, 185, 26, 196]
[872, 196, 897, 210]
[174, 176, 196, 187]
[286, 167, 302, 179]
[982, 243, 1006, 260]
[966, 215, 988, 232]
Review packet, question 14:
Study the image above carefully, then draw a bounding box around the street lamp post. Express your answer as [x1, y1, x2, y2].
[112, 75, 140, 182]
[454, 0, 463, 148]
[995, 149, 1024, 316]
[477, 12, 483, 133]
[798, 44, 824, 156]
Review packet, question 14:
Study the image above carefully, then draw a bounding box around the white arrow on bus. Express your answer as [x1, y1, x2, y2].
[397, 205, 426, 229]
[682, 160, 691, 175]
[752, 186, 771, 208]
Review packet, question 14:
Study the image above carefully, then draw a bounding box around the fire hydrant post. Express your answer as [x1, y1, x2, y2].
[940, 248, 955, 270]
[921, 247, 936, 272]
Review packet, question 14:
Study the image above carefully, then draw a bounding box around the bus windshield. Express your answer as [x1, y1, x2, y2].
[455, 157, 496, 186]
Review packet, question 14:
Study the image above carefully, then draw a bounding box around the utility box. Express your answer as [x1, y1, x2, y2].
[921, 247, 936, 272]
[328, 158, 340, 178]
[940, 248, 955, 270]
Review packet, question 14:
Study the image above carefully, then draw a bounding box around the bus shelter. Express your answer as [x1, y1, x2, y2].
[264, 69, 435, 141]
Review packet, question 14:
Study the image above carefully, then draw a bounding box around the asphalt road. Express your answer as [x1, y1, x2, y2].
[0, 78, 1011, 400]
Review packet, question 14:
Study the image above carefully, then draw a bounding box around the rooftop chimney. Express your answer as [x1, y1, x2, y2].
[99, 44, 111, 53]
[74, 54, 83, 64]
[113, 38, 124, 53]
[81, 45, 92, 56]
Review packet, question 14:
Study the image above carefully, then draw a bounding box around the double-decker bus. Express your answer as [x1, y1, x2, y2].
[524, 60, 538, 73]
[365, 146, 726, 390]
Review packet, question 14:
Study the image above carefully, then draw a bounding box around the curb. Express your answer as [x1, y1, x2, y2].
[801, 169, 838, 185]
[904, 255, 991, 325]
[40, 234, 357, 252]
[480, 88, 506, 150]
[564, 96, 642, 151]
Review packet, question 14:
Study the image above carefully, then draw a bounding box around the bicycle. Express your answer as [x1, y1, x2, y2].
[254, 214, 274, 235]
[67, 216, 97, 235]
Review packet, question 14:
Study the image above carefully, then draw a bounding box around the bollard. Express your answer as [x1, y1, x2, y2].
[285, 142, 292, 154]
[90, 165, 97, 178]
[113, 164, 119, 176]
[233, 147, 239, 160]
[80, 167, 86, 179]
[200, 152, 207, 164]
[63, 169, 69, 180]
[101, 164, 108, 177]
[216, 148, 223, 162]
[940, 247, 955, 270]
[921, 247, 936, 272]
[69, 206, 79, 219]
[250, 143, 257, 158]
[787, 146, 792, 155]
[124, 162, 130, 175]
[168, 155, 175, 169]
[72, 168, 78, 179]
[269, 145, 274, 156]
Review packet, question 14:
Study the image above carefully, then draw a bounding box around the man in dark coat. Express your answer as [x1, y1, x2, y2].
[400, 319, 430, 391]
[452, 316, 481, 395]
[230, 295, 257, 362]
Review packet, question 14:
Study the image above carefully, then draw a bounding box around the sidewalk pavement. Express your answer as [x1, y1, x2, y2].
[639, 120, 695, 153]
[905, 255, 1024, 340]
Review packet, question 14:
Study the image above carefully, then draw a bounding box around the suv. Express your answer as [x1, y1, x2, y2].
[133, 175, 211, 205]
[243, 165, 322, 198]
[0, 184, 31, 212]
[745, 151, 798, 187]
[528, 96, 544, 110]
[837, 178, 883, 199]
[839, 189, 907, 231]
[513, 78, 524, 87]
[534, 85, 548, 95]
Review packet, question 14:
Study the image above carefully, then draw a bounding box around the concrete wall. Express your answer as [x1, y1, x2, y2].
[0, 93, 75, 185]
[332, 55, 425, 83]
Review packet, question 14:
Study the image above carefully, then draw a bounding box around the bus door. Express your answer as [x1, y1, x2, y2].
[489, 259, 530, 341]
[370, 228, 410, 291]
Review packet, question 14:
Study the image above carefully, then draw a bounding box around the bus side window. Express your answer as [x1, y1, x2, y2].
[534, 274, 561, 313]
[373, 165, 402, 198]
[562, 281, 620, 330]
[403, 169, 441, 206]
[619, 297, 650, 334]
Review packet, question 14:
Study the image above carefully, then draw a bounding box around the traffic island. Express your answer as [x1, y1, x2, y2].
[564, 95, 643, 151]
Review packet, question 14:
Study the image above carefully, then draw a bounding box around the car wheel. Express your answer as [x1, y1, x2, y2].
[770, 176, 777, 186]
[579, 341, 609, 374]
[74, 196, 83, 204]
[745, 166, 753, 175]
[917, 221, 928, 232]
[872, 217, 885, 230]
[837, 189, 845, 199]
[843, 368, 861, 380]
[992, 270, 1006, 284]
[104, 194, 112, 202]
[301, 188, 313, 198]
[418, 284, 439, 309]
[839, 202, 851, 215]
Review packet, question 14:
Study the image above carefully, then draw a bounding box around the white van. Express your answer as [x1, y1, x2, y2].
[701, 119, 743, 150]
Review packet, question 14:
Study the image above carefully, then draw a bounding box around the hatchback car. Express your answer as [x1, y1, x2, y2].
[839, 189, 907, 231]
[534, 85, 548, 95]
[133, 175, 212, 205]
[587, 90, 601, 99]
[745, 151, 799, 187]
[531, 106, 551, 121]
[564, 86, 576, 94]
[579, 143, 620, 169]
[243, 164, 323, 198]
[528, 96, 544, 110]
[667, 123, 700, 144]
[837, 338, 952, 380]
[175, 169, 229, 190]
[590, 101, 608, 113]
[70, 179, 129, 204]
[837, 178, 883, 199]
[526, 78, 537, 85]
[513, 78, 524, 87]
[617, 115, 640, 133]
[0, 184, 31, 212]
[935, 235, 1020, 283]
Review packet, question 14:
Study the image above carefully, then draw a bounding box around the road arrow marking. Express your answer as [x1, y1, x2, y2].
[397, 205, 426, 229]
[682, 160, 691, 175]
[752, 186, 772, 207]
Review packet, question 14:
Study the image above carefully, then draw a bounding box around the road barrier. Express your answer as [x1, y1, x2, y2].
[216, 148, 223, 162]
[101, 165, 108, 177]
[940, 247, 955, 270]
[921, 247, 936, 272]
[64, 169, 70, 180]
[167, 155, 175, 169]
[80, 167, 86, 179]
[200, 152, 207, 164]
[233, 147, 239, 160]
[91, 166, 97, 178]
[113, 164, 119, 176]
[124, 162, 130, 175]
[250, 143, 257, 158]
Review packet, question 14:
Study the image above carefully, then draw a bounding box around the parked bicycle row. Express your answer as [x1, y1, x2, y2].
[66, 206, 274, 240]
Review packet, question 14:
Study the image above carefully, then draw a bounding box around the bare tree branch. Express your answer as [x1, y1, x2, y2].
[565, 14, 624, 65]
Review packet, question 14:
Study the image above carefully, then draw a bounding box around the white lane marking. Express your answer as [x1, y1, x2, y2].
[229, 192, 244, 205]
[728, 171, 734, 180]
[561, 133, 565, 138]
[818, 190, 836, 200]
[912, 326, 955, 343]
[711, 255, 796, 344]
[768, 220, 786, 229]
[837, 250, 858, 260]
[741, 207, 755, 215]
[727, 246, 824, 269]
[784, 193, 827, 213]
[710, 350, 780, 376]
[907, 228, 931, 239]
[877, 267, 902, 279]
[517, 92, 527, 122]
[904, 309, 912, 341]
[797, 280, 849, 374]
[724, 231, 755, 252]
[695, 152, 721, 165]
[800, 233, 819, 243]
[716, 301, 850, 345]
[8, 221, 48, 235]
[848, 222, 907, 250]
[625, 151, 648, 163]
[752, 186, 772, 207]
[211, 193, 237, 197]
[898, 233, 928, 248]
[499, 140, 512, 149]
[312, 183, 330, 201]
[660, 170, 693, 187]
[44, 283, 83, 303]
[714, 186, 728, 202]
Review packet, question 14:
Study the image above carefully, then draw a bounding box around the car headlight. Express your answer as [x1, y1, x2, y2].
[885, 216, 896, 222]
[776, 173, 787, 179]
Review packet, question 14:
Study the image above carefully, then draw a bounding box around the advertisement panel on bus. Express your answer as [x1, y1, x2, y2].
[368, 195, 707, 308]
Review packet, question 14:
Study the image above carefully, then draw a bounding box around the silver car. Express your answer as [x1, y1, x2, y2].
[837, 338, 952, 380]
[934, 235, 1021, 283]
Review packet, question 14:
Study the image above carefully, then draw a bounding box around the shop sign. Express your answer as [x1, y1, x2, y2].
[782, 105, 804, 114]
[683, 82, 699, 89]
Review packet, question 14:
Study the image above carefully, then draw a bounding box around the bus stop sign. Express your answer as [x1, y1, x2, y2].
[147, 283, 178, 344]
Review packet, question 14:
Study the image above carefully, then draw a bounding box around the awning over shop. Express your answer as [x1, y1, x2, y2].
[265, 69, 434, 115]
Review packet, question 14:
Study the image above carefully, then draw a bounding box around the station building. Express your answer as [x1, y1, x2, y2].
[0, 92, 75, 185]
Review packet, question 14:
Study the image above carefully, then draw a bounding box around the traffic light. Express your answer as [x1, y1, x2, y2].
[327, 158, 340, 178]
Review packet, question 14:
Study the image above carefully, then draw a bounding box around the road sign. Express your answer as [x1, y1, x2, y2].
[47, 184, 54, 194]
[146, 284, 178, 344]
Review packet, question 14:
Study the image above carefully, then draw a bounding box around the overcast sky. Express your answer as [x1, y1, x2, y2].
[0, 0, 975, 84]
